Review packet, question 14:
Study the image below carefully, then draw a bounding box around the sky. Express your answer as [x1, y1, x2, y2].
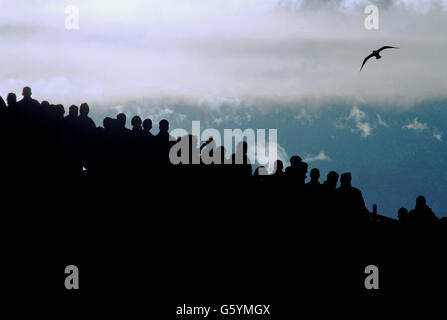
[1, 0, 446, 217]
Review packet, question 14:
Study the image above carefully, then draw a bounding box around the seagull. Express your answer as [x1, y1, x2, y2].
[360, 46, 399, 71]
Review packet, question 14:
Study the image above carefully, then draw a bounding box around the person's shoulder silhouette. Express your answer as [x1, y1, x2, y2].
[0, 96, 6, 111]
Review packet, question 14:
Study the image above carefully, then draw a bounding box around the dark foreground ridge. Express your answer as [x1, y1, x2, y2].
[1, 88, 446, 311]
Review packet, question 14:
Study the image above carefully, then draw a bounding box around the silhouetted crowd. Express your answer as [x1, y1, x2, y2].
[1, 87, 445, 227]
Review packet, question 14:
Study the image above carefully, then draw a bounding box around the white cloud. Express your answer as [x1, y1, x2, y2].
[248, 141, 289, 173]
[347, 106, 372, 137]
[403, 117, 427, 131]
[433, 128, 443, 141]
[302, 150, 331, 162]
[377, 114, 390, 128]
[294, 108, 315, 123]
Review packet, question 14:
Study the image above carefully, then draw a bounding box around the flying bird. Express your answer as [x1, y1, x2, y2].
[360, 46, 399, 71]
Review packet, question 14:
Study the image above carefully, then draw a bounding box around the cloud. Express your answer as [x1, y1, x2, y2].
[403, 117, 427, 131]
[377, 114, 389, 128]
[302, 150, 331, 162]
[294, 108, 316, 123]
[0, 1, 446, 109]
[433, 128, 443, 141]
[346, 106, 372, 137]
[248, 141, 289, 173]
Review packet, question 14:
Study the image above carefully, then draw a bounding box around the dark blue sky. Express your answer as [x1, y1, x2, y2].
[90, 99, 447, 218]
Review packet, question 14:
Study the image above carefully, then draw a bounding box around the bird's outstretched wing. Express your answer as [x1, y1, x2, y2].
[378, 46, 399, 52]
[360, 53, 374, 71]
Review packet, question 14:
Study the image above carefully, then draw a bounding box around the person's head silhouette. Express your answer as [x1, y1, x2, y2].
[159, 119, 169, 133]
[398, 207, 408, 220]
[103, 117, 113, 130]
[327, 171, 339, 183]
[340, 172, 352, 188]
[131, 116, 142, 128]
[80, 103, 90, 116]
[143, 118, 152, 132]
[22, 87, 32, 99]
[415, 195, 426, 210]
[274, 160, 283, 173]
[69, 105, 79, 117]
[290, 155, 302, 167]
[56, 104, 65, 118]
[310, 168, 320, 182]
[7, 93, 16, 106]
[117, 113, 127, 128]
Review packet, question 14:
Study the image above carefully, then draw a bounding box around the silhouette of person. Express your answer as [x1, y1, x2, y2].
[320, 171, 339, 217]
[303, 168, 322, 213]
[285, 155, 308, 185]
[142, 118, 154, 139]
[16, 86, 40, 114]
[63, 105, 79, 125]
[323, 171, 339, 191]
[73, 103, 95, 171]
[336, 172, 369, 222]
[130, 116, 144, 140]
[141, 118, 155, 171]
[153, 119, 175, 172]
[62, 105, 79, 145]
[130, 116, 143, 134]
[272, 160, 284, 176]
[7, 93, 17, 108]
[398, 207, 409, 224]
[408, 196, 437, 224]
[116, 113, 130, 133]
[55, 104, 65, 120]
[77, 103, 96, 131]
[156, 119, 172, 143]
[307, 168, 321, 185]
